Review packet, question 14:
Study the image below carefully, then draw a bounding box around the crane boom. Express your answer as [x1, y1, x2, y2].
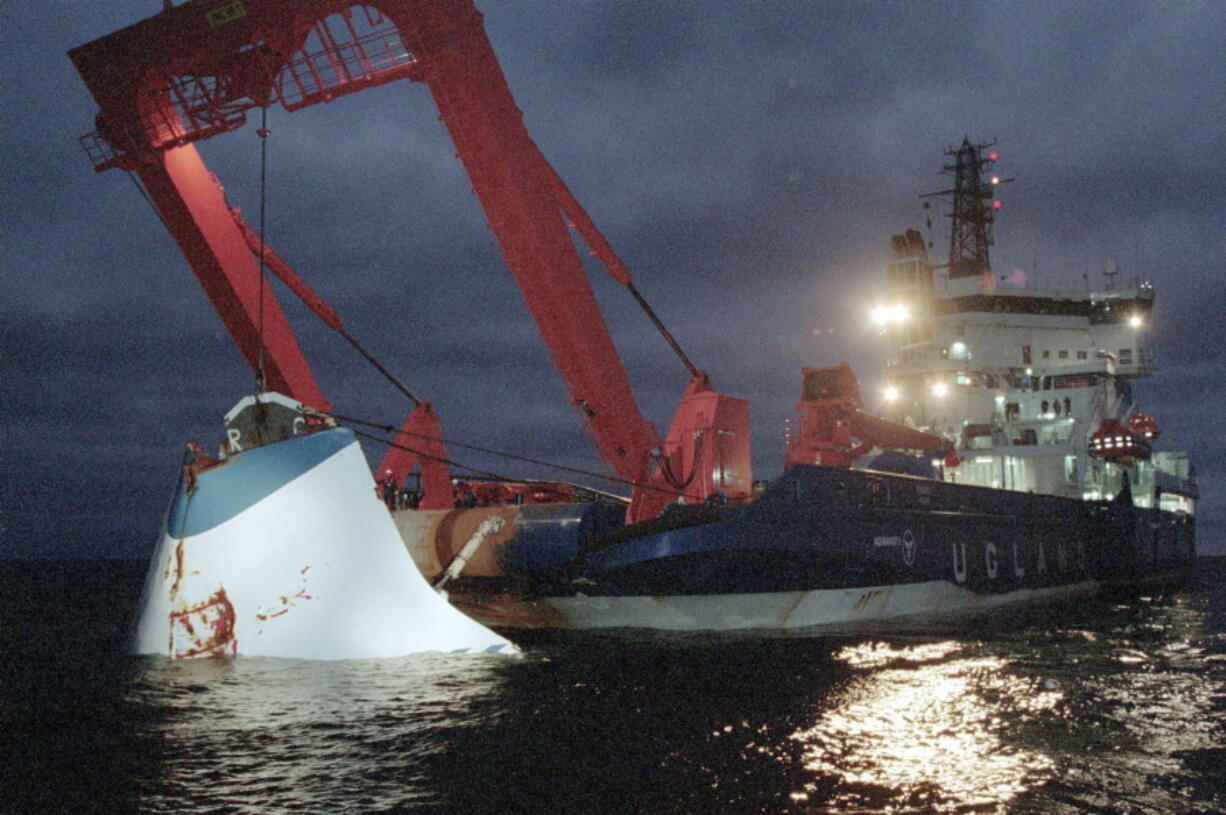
[70, 0, 750, 519]
[787, 363, 961, 469]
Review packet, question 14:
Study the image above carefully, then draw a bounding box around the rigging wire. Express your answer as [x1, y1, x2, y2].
[255, 105, 270, 392]
[347, 426, 518, 484]
[316, 408, 702, 502]
[120, 114, 693, 499]
[110, 98, 678, 505]
[337, 415, 630, 502]
[228, 211, 426, 407]
[335, 326, 421, 407]
[536, 150, 702, 380]
[349, 427, 631, 506]
[125, 126, 692, 489]
[624, 281, 700, 379]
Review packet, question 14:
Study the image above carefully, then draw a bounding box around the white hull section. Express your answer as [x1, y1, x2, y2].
[133, 436, 511, 659]
[539, 579, 1100, 635]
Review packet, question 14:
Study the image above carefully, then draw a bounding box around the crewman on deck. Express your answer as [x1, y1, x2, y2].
[379, 469, 398, 510]
[398, 480, 423, 510]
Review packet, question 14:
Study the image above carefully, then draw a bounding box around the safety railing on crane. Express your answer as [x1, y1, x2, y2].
[78, 99, 217, 172]
[278, 7, 417, 110]
[79, 5, 418, 172]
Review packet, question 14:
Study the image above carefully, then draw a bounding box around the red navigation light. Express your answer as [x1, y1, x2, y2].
[992, 200, 1003, 210]
[988, 151, 999, 162]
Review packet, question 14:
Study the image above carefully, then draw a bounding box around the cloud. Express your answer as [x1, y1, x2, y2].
[5, 0, 1225, 557]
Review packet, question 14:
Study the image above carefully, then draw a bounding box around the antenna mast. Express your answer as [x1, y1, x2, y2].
[921, 137, 1009, 279]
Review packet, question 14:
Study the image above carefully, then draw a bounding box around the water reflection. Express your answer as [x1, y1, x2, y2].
[790, 640, 1058, 810]
[110, 587, 1226, 815]
[127, 653, 513, 813]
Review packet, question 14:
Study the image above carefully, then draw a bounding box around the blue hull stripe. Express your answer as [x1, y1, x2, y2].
[492, 465, 1197, 600]
[165, 428, 357, 539]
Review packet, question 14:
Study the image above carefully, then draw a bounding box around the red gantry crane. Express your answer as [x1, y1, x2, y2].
[70, 0, 753, 522]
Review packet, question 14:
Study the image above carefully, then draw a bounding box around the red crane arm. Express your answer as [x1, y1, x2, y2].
[531, 146, 632, 287]
[70, 0, 691, 510]
[68, 1, 656, 468]
[136, 145, 331, 410]
[846, 410, 956, 460]
[787, 363, 959, 469]
[230, 209, 343, 332]
[394, 0, 660, 486]
[378, 402, 453, 510]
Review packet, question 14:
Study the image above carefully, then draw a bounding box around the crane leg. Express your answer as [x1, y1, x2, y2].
[135, 143, 328, 410]
[378, 402, 452, 511]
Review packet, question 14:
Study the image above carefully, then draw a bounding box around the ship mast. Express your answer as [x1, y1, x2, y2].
[921, 137, 1008, 280]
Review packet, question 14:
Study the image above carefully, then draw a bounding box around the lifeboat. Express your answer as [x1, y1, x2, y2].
[1088, 418, 1151, 464]
[1128, 412, 1161, 442]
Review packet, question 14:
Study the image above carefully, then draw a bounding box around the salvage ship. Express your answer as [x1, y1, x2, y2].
[69, 1, 1195, 656]
[396, 139, 1198, 643]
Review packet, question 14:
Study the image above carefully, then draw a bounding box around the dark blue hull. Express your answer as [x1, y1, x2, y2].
[430, 466, 1196, 637]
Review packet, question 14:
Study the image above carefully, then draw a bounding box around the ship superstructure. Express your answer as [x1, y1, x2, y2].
[874, 140, 1196, 516]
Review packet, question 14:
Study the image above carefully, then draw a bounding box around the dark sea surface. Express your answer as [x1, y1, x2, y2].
[3, 558, 1225, 815]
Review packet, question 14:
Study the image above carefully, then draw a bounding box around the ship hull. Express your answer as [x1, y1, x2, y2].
[399, 465, 1196, 643]
[133, 427, 511, 659]
[457, 580, 1105, 643]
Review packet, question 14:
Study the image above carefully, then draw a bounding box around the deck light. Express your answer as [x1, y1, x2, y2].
[884, 385, 899, 402]
[870, 304, 910, 327]
[932, 383, 948, 397]
[1128, 314, 1143, 328]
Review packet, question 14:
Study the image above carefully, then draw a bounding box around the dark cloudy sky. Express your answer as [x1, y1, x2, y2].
[4, 0, 1224, 558]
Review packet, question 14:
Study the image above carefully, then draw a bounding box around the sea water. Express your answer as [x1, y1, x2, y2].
[3, 558, 1224, 814]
